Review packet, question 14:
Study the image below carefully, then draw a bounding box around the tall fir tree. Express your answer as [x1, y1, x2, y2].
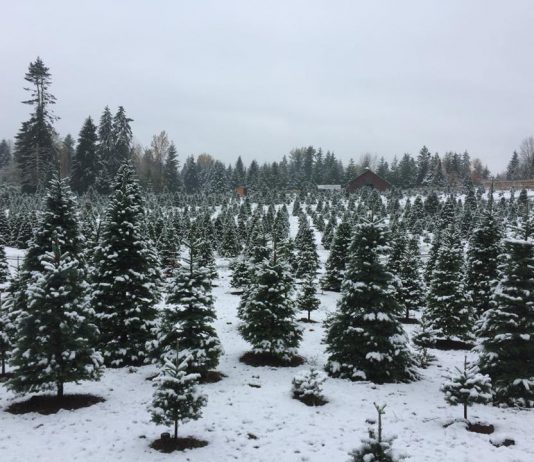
[92, 163, 162, 367]
[164, 142, 181, 192]
[397, 235, 425, 320]
[150, 238, 222, 378]
[477, 211, 534, 407]
[95, 106, 114, 193]
[14, 57, 58, 193]
[71, 116, 99, 194]
[324, 217, 417, 383]
[425, 224, 472, 342]
[321, 216, 352, 292]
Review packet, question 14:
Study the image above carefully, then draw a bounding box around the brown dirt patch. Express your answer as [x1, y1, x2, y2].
[239, 351, 305, 368]
[150, 436, 208, 453]
[6, 394, 105, 415]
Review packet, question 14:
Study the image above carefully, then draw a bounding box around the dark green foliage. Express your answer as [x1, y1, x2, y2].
[324, 217, 417, 383]
[321, 216, 351, 292]
[71, 117, 99, 194]
[477, 213, 534, 407]
[92, 163, 162, 367]
[297, 276, 320, 321]
[425, 225, 473, 341]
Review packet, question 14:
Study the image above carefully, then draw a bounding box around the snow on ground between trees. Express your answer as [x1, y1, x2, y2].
[1, 247, 533, 462]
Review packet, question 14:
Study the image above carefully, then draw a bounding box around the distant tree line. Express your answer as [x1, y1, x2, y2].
[3, 57, 533, 196]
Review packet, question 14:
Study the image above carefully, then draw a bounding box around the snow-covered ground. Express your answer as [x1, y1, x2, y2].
[2, 224, 534, 462]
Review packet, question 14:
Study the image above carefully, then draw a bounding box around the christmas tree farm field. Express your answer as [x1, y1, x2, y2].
[1, 249, 534, 461]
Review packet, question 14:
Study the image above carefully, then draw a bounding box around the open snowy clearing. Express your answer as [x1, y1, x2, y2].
[1, 248, 533, 462]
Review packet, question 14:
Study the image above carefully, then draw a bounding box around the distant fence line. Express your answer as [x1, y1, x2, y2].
[481, 179, 534, 190]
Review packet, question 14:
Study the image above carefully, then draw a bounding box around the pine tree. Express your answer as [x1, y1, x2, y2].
[149, 344, 207, 440]
[238, 251, 302, 360]
[477, 211, 534, 407]
[295, 216, 319, 279]
[425, 225, 472, 343]
[0, 139, 11, 169]
[324, 217, 417, 383]
[0, 245, 9, 284]
[321, 216, 351, 292]
[441, 357, 492, 420]
[465, 191, 501, 318]
[292, 367, 327, 406]
[150, 238, 222, 378]
[297, 276, 320, 321]
[92, 163, 162, 367]
[14, 57, 58, 193]
[220, 215, 240, 257]
[71, 116, 99, 194]
[112, 106, 133, 171]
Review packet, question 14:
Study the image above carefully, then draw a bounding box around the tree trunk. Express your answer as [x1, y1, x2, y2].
[463, 403, 467, 420]
[174, 420, 178, 439]
[307, 310, 311, 321]
[1, 350, 5, 376]
[57, 382, 64, 399]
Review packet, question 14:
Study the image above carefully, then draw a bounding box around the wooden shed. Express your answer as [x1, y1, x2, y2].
[235, 185, 248, 198]
[346, 169, 391, 192]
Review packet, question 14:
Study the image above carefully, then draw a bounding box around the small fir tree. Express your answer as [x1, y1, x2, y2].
[441, 357, 492, 420]
[349, 404, 398, 462]
[297, 276, 320, 321]
[397, 235, 425, 320]
[292, 367, 327, 406]
[149, 344, 207, 440]
[321, 216, 352, 292]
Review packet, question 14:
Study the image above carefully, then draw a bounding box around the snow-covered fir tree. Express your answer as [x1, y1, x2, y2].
[441, 357, 492, 420]
[349, 404, 398, 462]
[296, 275, 320, 321]
[0, 245, 9, 284]
[324, 216, 417, 383]
[477, 211, 534, 407]
[397, 235, 425, 320]
[295, 216, 319, 279]
[149, 344, 207, 440]
[292, 367, 327, 405]
[92, 162, 162, 367]
[238, 248, 302, 360]
[150, 238, 222, 379]
[425, 224, 473, 343]
[7, 176, 102, 397]
[465, 190, 502, 318]
[321, 215, 351, 292]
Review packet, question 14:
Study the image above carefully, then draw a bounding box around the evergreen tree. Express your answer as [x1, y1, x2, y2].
[297, 276, 320, 321]
[349, 404, 398, 462]
[0, 245, 9, 284]
[8, 244, 103, 398]
[14, 57, 58, 193]
[71, 116, 99, 194]
[92, 163, 162, 367]
[441, 357, 492, 420]
[149, 344, 207, 440]
[425, 225, 472, 342]
[324, 217, 417, 383]
[112, 106, 133, 171]
[397, 236, 425, 320]
[164, 142, 181, 192]
[321, 216, 351, 292]
[96, 106, 114, 193]
[465, 191, 501, 318]
[0, 139, 11, 169]
[150, 238, 222, 378]
[238, 251, 301, 359]
[477, 212, 534, 407]
[295, 216, 319, 279]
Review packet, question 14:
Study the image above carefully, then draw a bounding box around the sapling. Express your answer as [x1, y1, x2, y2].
[441, 356, 492, 420]
[292, 367, 327, 406]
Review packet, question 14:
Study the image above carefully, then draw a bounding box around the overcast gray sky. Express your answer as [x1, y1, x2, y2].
[1, 0, 533, 173]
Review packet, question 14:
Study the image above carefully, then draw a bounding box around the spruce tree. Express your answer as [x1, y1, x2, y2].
[71, 116, 99, 194]
[164, 142, 181, 192]
[425, 224, 472, 343]
[238, 250, 302, 360]
[151, 238, 222, 378]
[324, 217, 417, 383]
[0, 245, 9, 284]
[477, 212, 534, 407]
[397, 235, 425, 320]
[92, 163, 162, 367]
[149, 344, 207, 440]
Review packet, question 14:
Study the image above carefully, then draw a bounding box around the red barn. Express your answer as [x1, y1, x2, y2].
[235, 185, 248, 198]
[346, 169, 391, 192]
